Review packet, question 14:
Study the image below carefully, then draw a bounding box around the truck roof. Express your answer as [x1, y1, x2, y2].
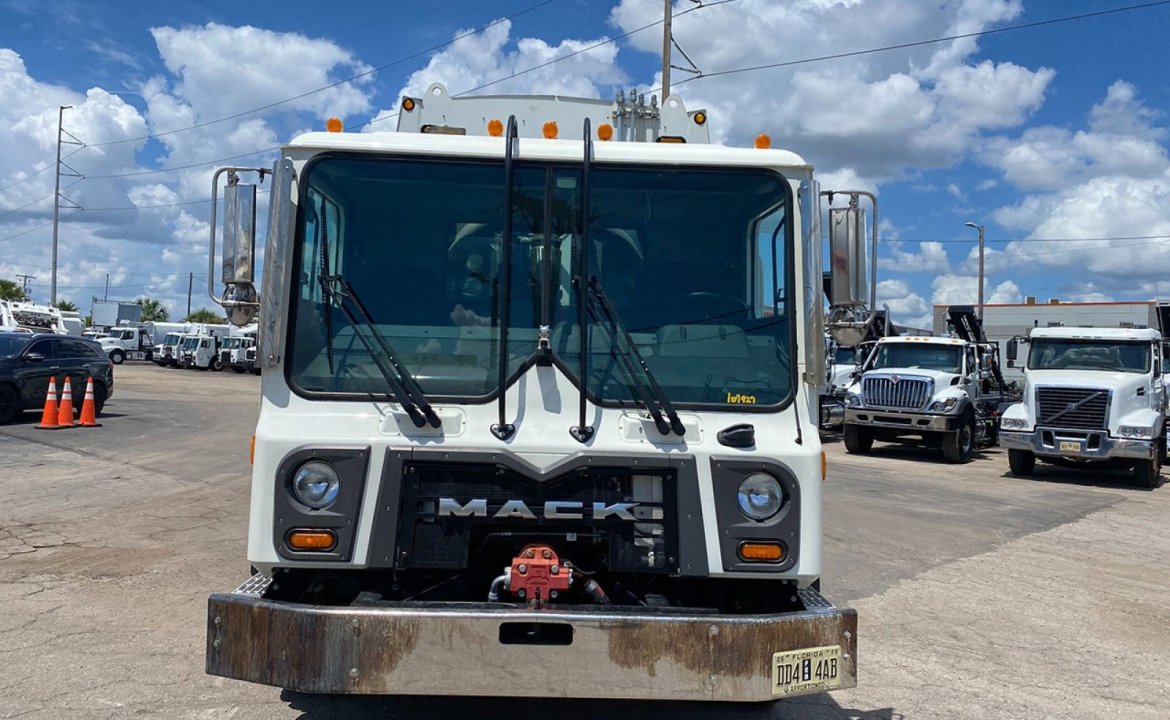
[1029, 326, 1162, 341]
[875, 335, 967, 346]
[286, 130, 812, 173]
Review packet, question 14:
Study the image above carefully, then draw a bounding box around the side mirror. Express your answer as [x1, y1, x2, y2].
[827, 206, 867, 307]
[22, 352, 45, 363]
[209, 167, 263, 327]
[1006, 338, 1018, 362]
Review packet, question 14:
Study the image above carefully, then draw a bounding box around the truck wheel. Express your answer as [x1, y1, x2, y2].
[843, 424, 874, 454]
[110, 349, 125, 365]
[212, 358, 224, 372]
[942, 419, 976, 464]
[1133, 442, 1162, 488]
[1007, 449, 1035, 476]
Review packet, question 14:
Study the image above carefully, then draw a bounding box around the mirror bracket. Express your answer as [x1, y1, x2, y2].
[209, 166, 268, 326]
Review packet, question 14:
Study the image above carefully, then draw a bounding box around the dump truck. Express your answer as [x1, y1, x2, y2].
[202, 84, 870, 702]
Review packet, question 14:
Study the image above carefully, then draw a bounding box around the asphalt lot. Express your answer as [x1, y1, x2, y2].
[2, 364, 1168, 719]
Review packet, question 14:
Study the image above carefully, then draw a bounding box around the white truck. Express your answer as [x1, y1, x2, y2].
[200, 84, 866, 702]
[220, 335, 257, 373]
[0, 300, 68, 334]
[99, 325, 156, 363]
[180, 328, 232, 370]
[843, 306, 1008, 463]
[999, 326, 1165, 487]
[157, 323, 232, 367]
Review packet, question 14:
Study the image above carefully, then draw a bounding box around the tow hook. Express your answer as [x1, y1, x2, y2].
[488, 544, 573, 606]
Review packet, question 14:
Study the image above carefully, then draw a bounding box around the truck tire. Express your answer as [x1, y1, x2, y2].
[843, 424, 874, 454]
[212, 357, 224, 372]
[942, 418, 976, 464]
[1133, 442, 1162, 488]
[1007, 449, 1035, 476]
[110, 349, 125, 365]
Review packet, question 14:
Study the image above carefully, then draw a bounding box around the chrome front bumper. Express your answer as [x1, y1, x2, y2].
[844, 408, 958, 432]
[999, 429, 1156, 460]
[206, 577, 857, 701]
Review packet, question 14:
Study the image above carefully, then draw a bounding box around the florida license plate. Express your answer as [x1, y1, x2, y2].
[771, 645, 842, 697]
[1059, 441, 1083, 453]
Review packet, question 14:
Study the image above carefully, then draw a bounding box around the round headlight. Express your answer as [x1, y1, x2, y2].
[737, 473, 784, 520]
[293, 461, 341, 509]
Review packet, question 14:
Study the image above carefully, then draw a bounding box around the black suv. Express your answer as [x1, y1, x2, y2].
[0, 332, 114, 424]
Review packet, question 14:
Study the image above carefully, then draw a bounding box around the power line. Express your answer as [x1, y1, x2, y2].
[882, 233, 1170, 245]
[85, 0, 562, 149]
[83, 147, 281, 179]
[673, 0, 1170, 89]
[0, 147, 87, 194]
[0, 222, 53, 244]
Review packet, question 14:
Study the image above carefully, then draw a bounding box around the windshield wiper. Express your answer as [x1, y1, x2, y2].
[491, 115, 519, 441]
[586, 277, 686, 437]
[319, 275, 441, 429]
[571, 119, 595, 443]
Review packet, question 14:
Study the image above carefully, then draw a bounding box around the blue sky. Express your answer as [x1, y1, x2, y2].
[1, 0, 1169, 327]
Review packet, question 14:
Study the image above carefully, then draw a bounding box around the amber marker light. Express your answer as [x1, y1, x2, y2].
[543, 121, 559, 139]
[597, 123, 614, 141]
[821, 450, 827, 482]
[402, 97, 416, 112]
[288, 530, 337, 551]
[754, 133, 772, 149]
[738, 542, 784, 562]
[250, 434, 256, 465]
[693, 111, 707, 126]
[325, 117, 343, 133]
[487, 118, 504, 137]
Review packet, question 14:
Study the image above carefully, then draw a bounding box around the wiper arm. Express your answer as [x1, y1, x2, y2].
[586, 277, 686, 436]
[320, 275, 441, 429]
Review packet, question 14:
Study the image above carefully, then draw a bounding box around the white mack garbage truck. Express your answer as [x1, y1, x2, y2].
[201, 84, 868, 702]
[999, 326, 1166, 487]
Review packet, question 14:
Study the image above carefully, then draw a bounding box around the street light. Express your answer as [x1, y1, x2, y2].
[964, 221, 985, 320]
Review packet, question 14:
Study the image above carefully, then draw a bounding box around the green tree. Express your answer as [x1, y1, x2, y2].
[136, 296, 169, 322]
[0, 279, 28, 301]
[185, 307, 225, 323]
[54, 300, 78, 313]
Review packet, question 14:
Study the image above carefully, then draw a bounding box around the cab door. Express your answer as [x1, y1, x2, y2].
[1152, 341, 1166, 413]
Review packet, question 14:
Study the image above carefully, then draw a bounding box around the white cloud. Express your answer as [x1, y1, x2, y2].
[876, 278, 931, 329]
[932, 274, 1021, 307]
[880, 241, 950, 273]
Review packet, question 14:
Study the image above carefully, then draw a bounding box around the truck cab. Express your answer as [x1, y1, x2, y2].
[159, 332, 186, 367]
[221, 336, 256, 373]
[999, 326, 1165, 487]
[842, 308, 1007, 463]
[98, 326, 156, 364]
[201, 84, 862, 703]
[181, 334, 224, 370]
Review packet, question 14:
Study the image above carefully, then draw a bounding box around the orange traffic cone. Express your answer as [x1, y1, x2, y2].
[79, 376, 101, 427]
[36, 376, 60, 430]
[57, 376, 75, 428]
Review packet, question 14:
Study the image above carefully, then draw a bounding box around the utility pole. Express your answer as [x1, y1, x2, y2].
[187, 272, 193, 318]
[661, 0, 672, 99]
[50, 105, 82, 305]
[965, 222, 986, 320]
[104, 273, 109, 300]
[15, 273, 35, 299]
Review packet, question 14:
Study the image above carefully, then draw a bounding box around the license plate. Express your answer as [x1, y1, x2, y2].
[771, 645, 842, 697]
[1059, 441, 1083, 453]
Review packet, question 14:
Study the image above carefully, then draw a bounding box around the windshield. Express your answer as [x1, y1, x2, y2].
[834, 346, 856, 365]
[1028, 339, 1150, 373]
[870, 343, 961, 373]
[287, 156, 793, 407]
[0, 336, 31, 357]
[164, 333, 180, 345]
[116, 329, 134, 340]
[223, 338, 239, 349]
[181, 337, 199, 350]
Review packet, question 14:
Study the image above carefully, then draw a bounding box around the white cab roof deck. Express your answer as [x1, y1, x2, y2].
[1029, 326, 1162, 341]
[875, 335, 966, 346]
[286, 131, 811, 172]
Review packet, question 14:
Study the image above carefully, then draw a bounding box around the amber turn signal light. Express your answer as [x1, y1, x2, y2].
[288, 530, 337, 551]
[738, 542, 784, 562]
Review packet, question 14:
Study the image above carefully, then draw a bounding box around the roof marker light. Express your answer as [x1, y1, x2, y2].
[598, 123, 614, 141]
[755, 133, 772, 149]
[543, 121, 558, 139]
[487, 118, 504, 137]
[326, 117, 343, 133]
[693, 112, 707, 126]
[402, 97, 416, 112]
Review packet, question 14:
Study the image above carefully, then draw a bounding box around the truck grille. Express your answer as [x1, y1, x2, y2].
[220, 350, 231, 364]
[397, 461, 676, 573]
[862, 376, 932, 409]
[1036, 387, 1110, 430]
